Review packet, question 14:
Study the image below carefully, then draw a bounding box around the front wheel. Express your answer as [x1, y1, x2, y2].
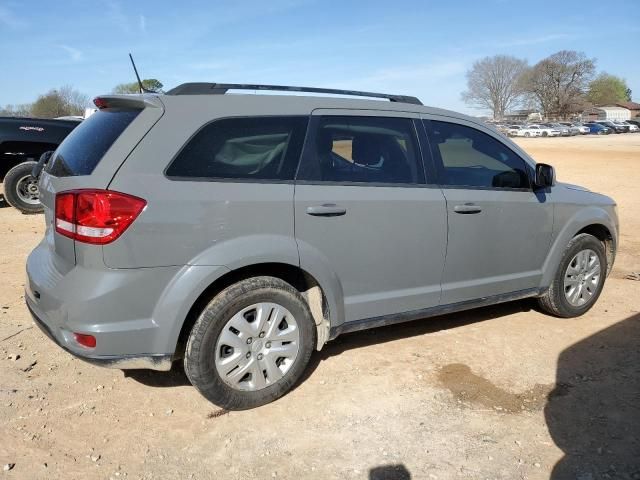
[538, 234, 607, 318]
[184, 276, 317, 410]
[3, 161, 43, 214]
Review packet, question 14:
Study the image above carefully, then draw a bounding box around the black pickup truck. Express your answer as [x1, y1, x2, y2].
[1, 116, 81, 213]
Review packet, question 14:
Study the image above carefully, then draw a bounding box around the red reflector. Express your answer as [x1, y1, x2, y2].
[93, 97, 108, 109]
[55, 190, 146, 245]
[74, 333, 96, 348]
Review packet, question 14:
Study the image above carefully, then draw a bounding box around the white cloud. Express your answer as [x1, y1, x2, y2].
[58, 44, 83, 62]
[139, 14, 146, 33]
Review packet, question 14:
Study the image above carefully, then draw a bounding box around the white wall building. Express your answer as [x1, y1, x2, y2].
[594, 106, 631, 121]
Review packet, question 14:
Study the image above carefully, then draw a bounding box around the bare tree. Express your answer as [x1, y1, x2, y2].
[461, 55, 528, 120]
[0, 104, 32, 117]
[522, 51, 596, 119]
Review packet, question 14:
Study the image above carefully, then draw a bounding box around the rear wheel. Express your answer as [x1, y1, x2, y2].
[184, 276, 317, 410]
[542, 131, 548, 137]
[524, 132, 530, 137]
[3, 161, 43, 214]
[538, 234, 607, 318]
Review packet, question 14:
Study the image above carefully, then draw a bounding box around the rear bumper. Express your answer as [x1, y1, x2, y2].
[26, 298, 173, 371]
[24, 239, 183, 370]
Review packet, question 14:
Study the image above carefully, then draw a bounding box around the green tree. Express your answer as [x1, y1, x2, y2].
[30, 86, 88, 118]
[587, 73, 632, 105]
[112, 79, 164, 94]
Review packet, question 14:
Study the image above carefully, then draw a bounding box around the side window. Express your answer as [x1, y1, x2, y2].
[166, 116, 308, 180]
[297, 116, 425, 185]
[427, 120, 530, 189]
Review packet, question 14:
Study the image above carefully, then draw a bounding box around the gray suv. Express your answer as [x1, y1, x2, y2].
[25, 83, 618, 409]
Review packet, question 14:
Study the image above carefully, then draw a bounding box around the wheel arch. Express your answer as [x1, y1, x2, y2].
[174, 262, 333, 359]
[0, 141, 58, 179]
[575, 223, 615, 275]
[541, 208, 617, 288]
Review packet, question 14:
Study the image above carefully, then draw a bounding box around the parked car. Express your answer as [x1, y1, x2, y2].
[507, 125, 542, 137]
[558, 122, 582, 136]
[25, 83, 619, 410]
[0, 117, 81, 213]
[616, 121, 639, 133]
[597, 120, 628, 134]
[542, 123, 571, 136]
[571, 123, 591, 135]
[586, 123, 611, 135]
[626, 119, 640, 129]
[526, 124, 561, 137]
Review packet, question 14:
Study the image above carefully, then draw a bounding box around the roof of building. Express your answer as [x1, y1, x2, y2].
[615, 101, 640, 110]
[593, 106, 631, 113]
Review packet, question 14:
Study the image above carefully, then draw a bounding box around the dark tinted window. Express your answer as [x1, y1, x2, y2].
[428, 121, 530, 189]
[166, 116, 308, 180]
[47, 109, 140, 177]
[298, 116, 424, 184]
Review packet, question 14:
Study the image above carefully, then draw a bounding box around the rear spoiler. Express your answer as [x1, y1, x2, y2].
[93, 94, 163, 110]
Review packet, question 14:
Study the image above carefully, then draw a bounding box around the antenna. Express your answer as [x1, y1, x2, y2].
[128, 53, 150, 93]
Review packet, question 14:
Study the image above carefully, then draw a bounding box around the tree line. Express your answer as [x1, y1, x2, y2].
[461, 50, 632, 120]
[0, 79, 163, 119]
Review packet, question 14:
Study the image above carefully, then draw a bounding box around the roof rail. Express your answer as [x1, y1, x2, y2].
[165, 82, 423, 105]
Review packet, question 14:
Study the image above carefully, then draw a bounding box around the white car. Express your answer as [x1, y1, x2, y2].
[526, 124, 561, 137]
[571, 124, 591, 135]
[507, 125, 542, 137]
[618, 121, 639, 132]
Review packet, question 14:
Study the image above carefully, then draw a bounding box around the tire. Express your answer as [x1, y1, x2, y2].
[3, 161, 43, 214]
[184, 276, 317, 410]
[542, 131, 548, 137]
[538, 234, 607, 318]
[525, 132, 530, 137]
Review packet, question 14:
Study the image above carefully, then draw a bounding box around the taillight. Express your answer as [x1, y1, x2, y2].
[55, 190, 146, 244]
[93, 97, 109, 109]
[73, 333, 96, 348]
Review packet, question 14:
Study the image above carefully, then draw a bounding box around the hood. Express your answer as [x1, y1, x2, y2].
[558, 182, 591, 192]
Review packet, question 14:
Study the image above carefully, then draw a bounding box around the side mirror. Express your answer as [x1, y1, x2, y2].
[535, 163, 555, 188]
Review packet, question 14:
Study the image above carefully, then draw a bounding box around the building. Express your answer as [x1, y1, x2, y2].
[614, 102, 640, 118]
[581, 106, 631, 122]
[503, 109, 542, 122]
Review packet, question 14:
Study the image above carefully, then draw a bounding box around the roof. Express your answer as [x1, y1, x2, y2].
[166, 82, 423, 105]
[615, 101, 640, 110]
[592, 106, 631, 113]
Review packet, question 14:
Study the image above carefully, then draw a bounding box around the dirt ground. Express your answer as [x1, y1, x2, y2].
[1, 134, 639, 480]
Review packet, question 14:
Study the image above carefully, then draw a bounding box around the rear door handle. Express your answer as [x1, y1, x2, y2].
[306, 204, 347, 217]
[453, 203, 482, 214]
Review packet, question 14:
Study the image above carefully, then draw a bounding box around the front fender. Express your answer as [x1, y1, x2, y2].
[540, 205, 617, 288]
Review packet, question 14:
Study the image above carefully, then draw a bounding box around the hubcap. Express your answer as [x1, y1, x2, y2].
[214, 302, 300, 391]
[15, 174, 40, 205]
[563, 249, 601, 307]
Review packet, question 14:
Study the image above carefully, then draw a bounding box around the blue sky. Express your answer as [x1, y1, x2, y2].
[1, 0, 638, 114]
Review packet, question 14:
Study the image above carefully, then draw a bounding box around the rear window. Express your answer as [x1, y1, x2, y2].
[165, 116, 308, 181]
[47, 109, 140, 177]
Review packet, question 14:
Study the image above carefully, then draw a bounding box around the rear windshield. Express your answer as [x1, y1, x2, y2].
[47, 109, 140, 177]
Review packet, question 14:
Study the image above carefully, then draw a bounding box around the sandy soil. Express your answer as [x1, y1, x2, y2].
[1, 134, 639, 480]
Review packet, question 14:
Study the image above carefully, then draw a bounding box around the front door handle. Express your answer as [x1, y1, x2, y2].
[306, 204, 347, 217]
[453, 203, 482, 214]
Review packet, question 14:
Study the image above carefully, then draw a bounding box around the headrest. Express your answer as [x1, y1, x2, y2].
[352, 134, 384, 166]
